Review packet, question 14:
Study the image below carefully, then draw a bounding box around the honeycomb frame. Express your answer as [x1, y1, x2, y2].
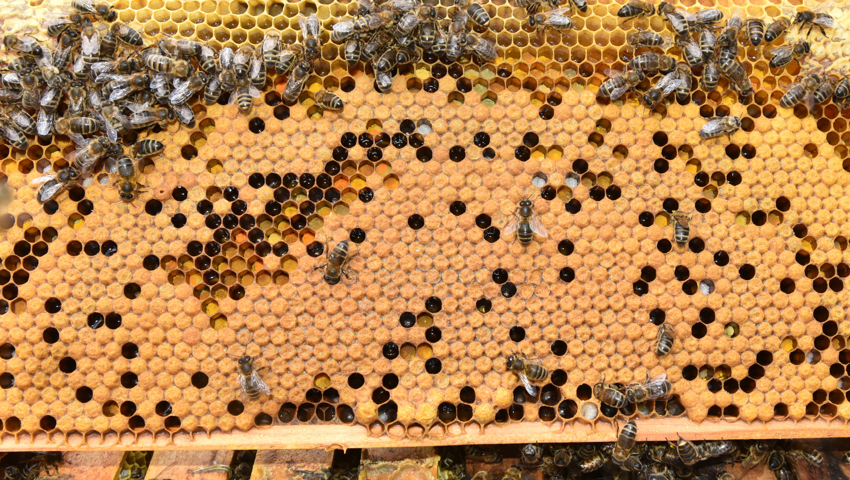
[0, 0, 849, 450]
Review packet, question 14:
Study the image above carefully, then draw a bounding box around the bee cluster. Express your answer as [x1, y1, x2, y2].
[600, 1, 839, 140]
[329, 0, 497, 93]
[436, 440, 842, 480]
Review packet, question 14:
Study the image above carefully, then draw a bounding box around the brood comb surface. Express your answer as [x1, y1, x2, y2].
[0, 0, 849, 445]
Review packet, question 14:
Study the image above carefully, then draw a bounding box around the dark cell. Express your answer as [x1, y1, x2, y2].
[573, 159, 588, 174]
[558, 240, 574, 255]
[449, 146, 466, 161]
[121, 372, 138, 388]
[341, 132, 357, 148]
[232, 200, 248, 215]
[606, 185, 621, 200]
[143, 255, 160, 270]
[84, 241, 99, 256]
[482, 147, 496, 159]
[492, 269, 508, 284]
[400, 312, 416, 328]
[509, 326, 525, 342]
[332, 146, 348, 161]
[213, 228, 230, 244]
[700, 308, 715, 323]
[205, 214, 222, 229]
[409, 133, 425, 148]
[350, 228, 366, 244]
[425, 296, 442, 313]
[501, 282, 517, 297]
[45, 298, 61, 313]
[475, 214, 491, 228]
[308, 188, 323, 203]
[348, 373, 365, 389]
[662, 198, 679, 213]
[247, 117, 265, 134]
[145, 199, 163, 216]
[483, 227, 500, 243]
[425, 358, 442, 374]
[476, 298, 492, 313]
[559, 267, 575, 283]
[382, 374, 399, 390]
[689, 238, 705, 253]
[223, 187, 239, 201]
[306, 242, 324, 257]
[639, 212, 654, 226]
[367, 147, 383, 161]
[565, 199, 581, 214]
[375, 133, 391, 148]
[641, 266, 656, 282]
[657, 239, 672, 253]
[654, 158, 669, 173]
[197, 199, 213, 215]
[43, 201, 59, 215]
[77, 200, 94, 215]
[694, 172, 709, 187]
[88, 313, 104, 329]
[392, 133, 407, 148]
[539, 105, 554, 120]
[273, 105, 289, 120]
[325, 161, 341, 176]
[408, 214, 425, 230]
[752, 210, 767, 226]
[273, 188, 290, 203]
[650, 308, 665, 325]
[416, 147, 432, 162]
[325, 188, 341, 203]
[359, 187, 374, 203]
[426, 326, 442, 342]
[358, 133, 373, 148]
[450, 201, 466, 215]
[248, 173, 265, 188]
[522, 132, 539, 147]
[541, 186, 556, 200]
[282, 173, 299, 188]
[187, 241, 203, 256]
[515, 146, 531, 161]
[265, 201, 282, 216]
[299, 174, 315, 189]
[316, 174, 332, 189]
[290, 215, 307, 230]
[740, 264, 755, 280]
[674, 265, 690, 281]
[100, 240, 118, 257]
[727, 171, 742, 185]
[474, 132, 490, 147]
[714, 251, 729, 266]
[589, 186, 605, 201]
[682, 280, 698, 295]
[105, 312, 122, 329]
[383, 342, 399, 359]
[223, 214, 239, 229]
[551, 340, 567, 356]
[400, 119, 416, 134]
[633, 281, 649, 296]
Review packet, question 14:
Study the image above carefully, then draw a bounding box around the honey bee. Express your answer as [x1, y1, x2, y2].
[612, 421, 638, 464]
[786, 445, 824, 466]
[157, 36, 203, 58]
[698, 27, 716, 60]
[675, 436, 698, 466]
[3, 35, 43, 57]
[9, 111, 36, 137]
[374, 68, 393, 93]
[173, 103, 196, 128]
[834, 76, 850, 107]
[133, 139, 164, 159]
[261, 31, 281, 70]
[26, 452, 64, 476]
[37, 109, 54, 138]
[417, 6, 438, 48]
[813, 75, 838, 106]
[717, 49, 752, 97]
[464, 33, 497, 62]
[283, 59, 313, 106]
[316, 240, 354, 285]
[169, 72, 207, 105]
[2, 125, 28, 151]
[65, 81, 87, 116]
[593, 380, 627, 408]
[108, 155, 143, 202]
[551, 448, 571, 468]
[198, 44, 217, 74]
[235, 355, 270, 401]
[110, 22, 143, 46]
[446, 8, 469, 63]
[656, 324, 674, 356]
[0, 89, 22, 105]
[218, 46, 237, 91]
[299, 13, 322, 60]
[527, 8, 575, 31]
[375, 47, 400, 73]
[54, 116, 99, 135]
[230, 78, 261, 114]
[765, 17, 790, 43]
[842, 450, 850, 464]
[504, 194, 547, 246]
[643, 70, 687, 109]
[45, 18, 79, 38]
[745, 18, 765, 46]
[699, 115, 741, 140]
[72, 0, 117, 22]
[671, 210, 690, 247]
[275, 44, 304, 75]
[33, 136, 116, 202]
[577, 450, 606, 473]
[506, 354, 548, 396]
[248, 54, 266, 90]
[203, 77, 222, 105]
[464, 446, 502, 464]
[792, 3, 834, 38]
[624, 373, 671, 403]
[331, 11, 394, 43]
[143, 51, 192, 77]
[627, 31, 671, 48]
[577, 444, 595, 460]
[769, 41, 810, 70]
[128, 105, 170, 130]
[20, 72, 41, 111]
[767, 450, 785, 471]
[674, 63, 692, 103]
[617, 1, 655, 23]
[740, 441, 770, 469]
[717, 8, 745, 49]
[233, 45, 254, 78]
[102, 72, 151, 101]
[628, 52, 676, 73]
[361, 30, 391, 63]
[464, 0, 491, 28]
[599, 70, 644, 99]
[520, 444, 544, 466]
[513, 0, 559, 20]
[92, 57, 139, 76]
[99, 29, 118, 58]
[315, 90, 343, 111]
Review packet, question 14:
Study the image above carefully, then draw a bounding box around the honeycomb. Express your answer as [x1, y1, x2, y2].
[0, 0, 849, 447]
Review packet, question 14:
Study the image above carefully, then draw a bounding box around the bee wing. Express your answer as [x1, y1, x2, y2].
[37, 109, 53, 136]
[39, 88, 57, 108]
[73, 54, 86, 74]
[220, 47, 234, 68]
[91, 61, 115, 76]
[673, 6, 696, 21]
[37, 179, 66, 202]
[252, 370, 270, 395]
[503, 215, 519, 236]
[469, 37, 496, 61]
[333, 20, 355, 37]
[661, 77, 687, 95]
[248, 86, 261, 98]
[82, 32, 99, 55]
[297, 14, 310, 33]
[109, 87, 134, 102]
[149, 73, 169, 89]
[813, 15, 835, 27]
[666, 13, 689, 33]
[388, 0, 417, 11]
[75, 0, 95, 12]
[104, 156, 118, 174]
[646, 373, 668, 386]
[541, 10, 573, 26]
[603, 68, 623, 77]
[103, 119, 118, 143]
[804, 91, 816, 110]
[811, 0, 835, 13]
[168, 79, 192, 104]
[233, 50, 248, 66]
[609, 84, 631, 100]
[68, 133, 92, 147]
[249, 56, 263, 78]
[769, 45, 791, 56]
[228, 89, 238, 105]
[44, 18, 72, 29]
[530, 215, 548, 238]
[2, 72, 19, 84]
[262, 32, 280, 53]
[519, 373, 537, 397]
[31, 174, 55, 186]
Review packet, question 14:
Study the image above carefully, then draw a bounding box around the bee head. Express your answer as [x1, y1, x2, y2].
[238, 355, 252, 372]
[506, 355, 518, 370]
[794, 12, 806, 23]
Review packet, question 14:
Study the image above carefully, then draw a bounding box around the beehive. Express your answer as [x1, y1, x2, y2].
[0, 0, 849, 449]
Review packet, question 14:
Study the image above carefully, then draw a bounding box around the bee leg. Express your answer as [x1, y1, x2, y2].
[312, 263, 327, 272]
